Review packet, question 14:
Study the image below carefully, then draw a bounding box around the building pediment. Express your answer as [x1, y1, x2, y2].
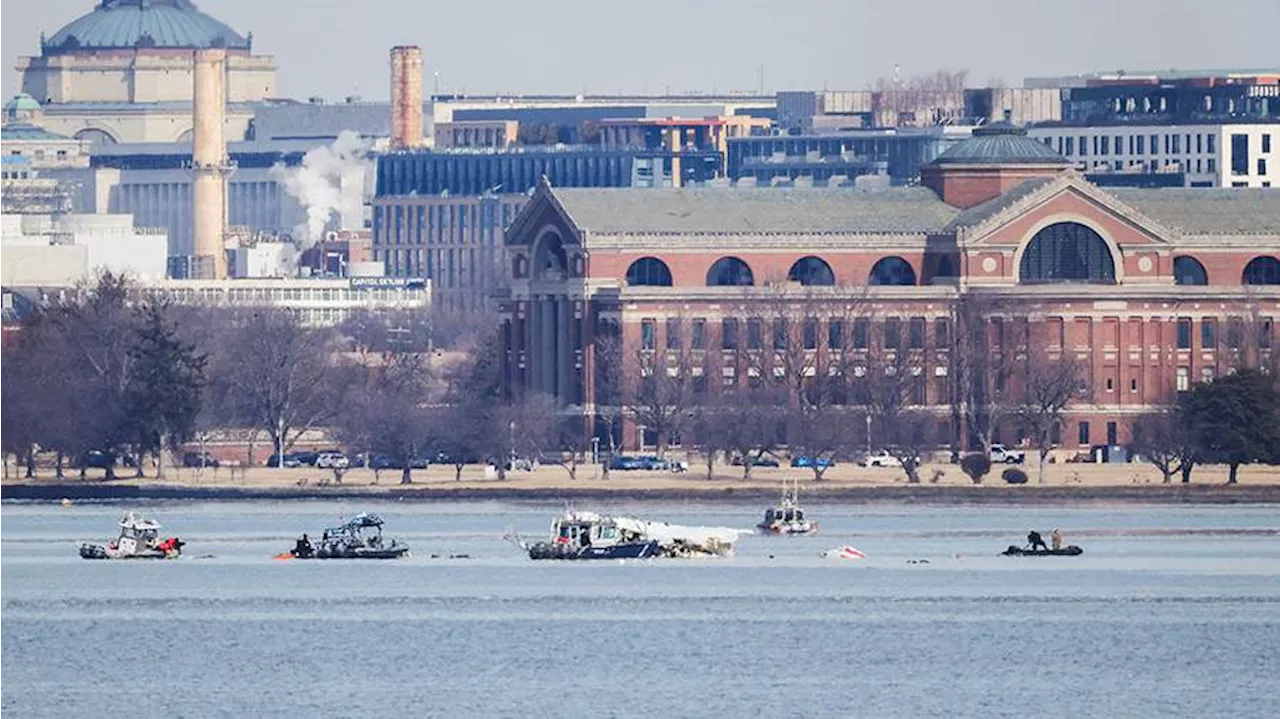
[503, 178, 583, 249]
[957, 172, 1176, 249]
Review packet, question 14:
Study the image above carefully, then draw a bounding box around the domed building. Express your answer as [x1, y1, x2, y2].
[14, 0, 276, 143]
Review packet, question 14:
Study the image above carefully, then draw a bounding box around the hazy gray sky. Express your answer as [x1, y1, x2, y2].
[4, 0, 1279, 101]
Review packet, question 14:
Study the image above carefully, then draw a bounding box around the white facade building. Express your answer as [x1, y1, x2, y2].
[1, 212, 168, 286]
[140, 277, 430, 327]
[1028, 123, 1279, 188]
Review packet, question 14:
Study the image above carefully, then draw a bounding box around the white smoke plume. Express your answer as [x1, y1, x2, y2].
[272, 130, 369, 248]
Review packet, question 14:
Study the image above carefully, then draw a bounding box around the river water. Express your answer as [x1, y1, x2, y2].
[2, 500, 1278, 718]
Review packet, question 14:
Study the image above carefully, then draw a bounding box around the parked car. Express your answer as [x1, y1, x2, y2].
[862, 450, 902, 468]
[730, 453, 781, 468]
[360, 454, 430, 470]
[506, 456, 539, 472]
[266, 453, 303, 468]
[316, 451, 349, 469]
[75, 449, 116, 469]
[989, 444, 1026, 464]
[182, 452, 219, 468]
[608, 455, 648, 471]
[791, 456, 836, 469]
[433, 451, 481, 465]
[292, 451, 320, 466]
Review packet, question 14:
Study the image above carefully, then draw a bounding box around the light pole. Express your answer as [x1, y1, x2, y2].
[865, 414, 872, 455]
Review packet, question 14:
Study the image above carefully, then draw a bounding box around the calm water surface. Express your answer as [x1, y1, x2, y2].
[3, 500, 1279, 718]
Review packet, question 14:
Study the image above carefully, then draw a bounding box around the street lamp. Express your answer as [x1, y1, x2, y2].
[865, 414, 872, 455]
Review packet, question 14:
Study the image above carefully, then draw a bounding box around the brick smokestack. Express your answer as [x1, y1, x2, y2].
[191, 48, 230, 278]
[390, 46, 424, 150]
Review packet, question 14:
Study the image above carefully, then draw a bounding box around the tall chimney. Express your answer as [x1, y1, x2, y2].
[191, 48, 229, 279]
[390, 45, 424, 150]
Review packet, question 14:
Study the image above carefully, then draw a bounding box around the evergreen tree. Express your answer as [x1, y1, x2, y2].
[124, 302, 207, 477]
[1184, 370, 1280, 484]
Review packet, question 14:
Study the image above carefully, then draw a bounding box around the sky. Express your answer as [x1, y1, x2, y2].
[4, 0, 1279, 102]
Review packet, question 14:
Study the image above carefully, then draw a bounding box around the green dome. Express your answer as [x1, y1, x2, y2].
[43, 1, 250, 54]
[4, 94, 42, 111]
[929, 122, 1069, 166]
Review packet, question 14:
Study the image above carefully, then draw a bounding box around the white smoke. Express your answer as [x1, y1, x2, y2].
[272, 130, 369, 248]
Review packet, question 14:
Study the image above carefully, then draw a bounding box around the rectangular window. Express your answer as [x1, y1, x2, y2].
[803, 318, 819, 350]
[747, 318, 763, 350]
[828, 319, 844, 350]
[1092, 136, 1100, 155]
[1207, 134, 1216, 154]
[1196, 134, 1203, 154]
[722, 318, 739, 350]
[1078, 421, 1090, 446]
[1065, 137, 1075, 155]
[1107, 421, 1118, 446]
[1151, 134, 1159, 154]
[1264, 134, 1273, 153]
[1171, 134, 1181, 154]
[1100, 136, 1110, 155]
[1207, 158, 1217, 173]
[1260, 319, 1274, 349]
[772, 318, 788, 350]
[1136, 135, 1145, 154]
[1128, 135, 1135, 154]
[934, 318, 950, 348]
[1176, 318, 1192, 349]
[1130, 378, 1139, 393]
[1078, 136, 1087, 156]
[1176, 367, 1190, 392]
[1231, 134, 1250, 175]
[1201, 319, 1216, 349]
[1259, 158, 1268, 175]
[853, 318, 869, 349]
[641, 320, 656, 350]
[908, 317, 925, 349]
[884, 318, 900, 350]
[1105, 377, 1114, 392]
[691, 319, 706, 350]
[1115, 136, 1124, 155]
[666, 318, 681, 350]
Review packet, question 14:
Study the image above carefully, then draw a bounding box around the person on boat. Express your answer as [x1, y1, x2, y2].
[294, 533, 313, 558]
[1027, 530, 1048, 552]
[1051, 528, 1063, 551]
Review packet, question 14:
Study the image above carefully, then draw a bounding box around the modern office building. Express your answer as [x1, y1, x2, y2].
[1027, 123, 1279, 188]
[497, 124, 1280, 453]
[725, 127, 973, 186]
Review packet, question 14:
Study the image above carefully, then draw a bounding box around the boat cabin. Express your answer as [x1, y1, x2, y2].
[762, 506, 805, 524]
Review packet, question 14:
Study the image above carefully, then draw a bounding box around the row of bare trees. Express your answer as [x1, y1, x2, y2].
[588, 286, 1097, 484]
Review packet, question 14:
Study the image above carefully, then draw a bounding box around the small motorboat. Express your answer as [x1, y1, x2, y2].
[516, 511, 662, 560]
[757, 480, 818, 535]
[1000, 545, 1083, 557]
[79, 512, 184, 560]
[277, 513, 409, 560]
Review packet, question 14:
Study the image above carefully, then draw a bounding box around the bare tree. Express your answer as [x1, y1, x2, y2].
[951, 295, 1022, 457]
[220, 309, 351, 471]
[626, 342, 692, 458]
[338, 349, 433, 484]
[592, 325, 626, 479]
[1131, 407, 1197, 484]
[862, 319, 928, 482]
[1016, 349, 1090, 484]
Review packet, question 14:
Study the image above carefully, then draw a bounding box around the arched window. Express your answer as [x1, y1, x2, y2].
[532, 232, 567, 281]
[74, 128, 117, 145]
[787, 256, 835, 286]
[1243, 256, 1280, 285]
[1019, 222, 1115, 284]
[1173, 256, 1208, 286]
[869, 257, 917, 286]
[706, 257, 754, 286]
[625, 257, 673, 286]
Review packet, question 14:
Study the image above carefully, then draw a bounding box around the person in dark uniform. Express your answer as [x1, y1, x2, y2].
[294, 533, 313, 558]
[1027, 530, 1049, 552]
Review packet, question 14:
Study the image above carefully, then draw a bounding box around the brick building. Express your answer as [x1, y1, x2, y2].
[498, 124, 1280, 454]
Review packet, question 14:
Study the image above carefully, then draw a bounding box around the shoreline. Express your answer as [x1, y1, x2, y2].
[5, 481, 1280, 505]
